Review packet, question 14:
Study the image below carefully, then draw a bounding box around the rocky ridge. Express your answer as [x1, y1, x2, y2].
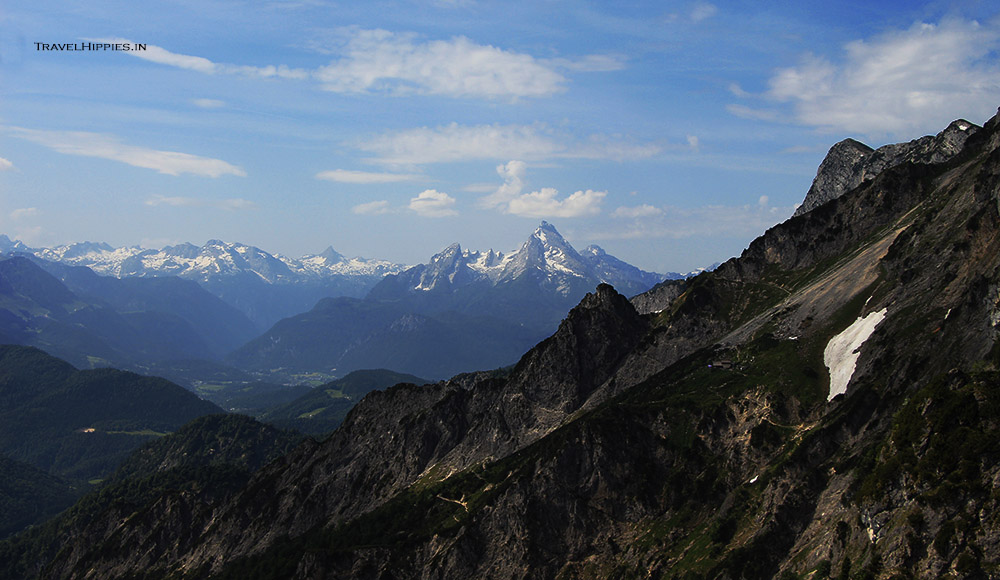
[793, 118, 979, 216]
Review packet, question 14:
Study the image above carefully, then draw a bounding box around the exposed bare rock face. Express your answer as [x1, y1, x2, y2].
[794, 119, 979, 217]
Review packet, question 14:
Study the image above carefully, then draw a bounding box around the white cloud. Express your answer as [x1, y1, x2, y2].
[0, 157, 13, 171]
[8, 127, 246, 177]
[767, 19, 1000, 137]
[758, 195, 769, 206]
[691, 3, 718, 22]
[506, 188, 606, 218]
[480, 159, 606, 218]
[408, 189, 457, 217]
[9, 207, 37, 220]
[727, 82, 750, 98]
[362, 124, 560, 165]
[192, 98, 226, 109]
[352, 200, 394, 215]
[315, 29, 565, 99]
[612, 204, 663, 218]
[479, 160, 527, 209]
[316, 169, 423, 184]
[145, 196, 257, 210]
[359, 123, 661, 165]
[686, 135, 700, 152]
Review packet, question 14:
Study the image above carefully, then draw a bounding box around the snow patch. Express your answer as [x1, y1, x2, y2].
[824, 308, 887, 401]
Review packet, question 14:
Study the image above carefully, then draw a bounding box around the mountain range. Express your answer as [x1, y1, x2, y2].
[230, 222, 671, 379]
[0, 238, 403, 330]
[2, 223, 674, 380]
[1, 108, 997, 580]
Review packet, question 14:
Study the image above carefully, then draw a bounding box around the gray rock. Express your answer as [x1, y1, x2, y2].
[794, 119, 979, 216]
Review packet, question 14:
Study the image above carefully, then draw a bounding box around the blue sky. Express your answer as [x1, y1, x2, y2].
[1, 0, 998, 273]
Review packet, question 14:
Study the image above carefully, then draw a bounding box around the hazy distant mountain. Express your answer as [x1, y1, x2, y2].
[367, 221, 666, 327]
[0, 236, 31, 255]
[0, 256, 259, 369]
[18, 239, 405, 329]
[30, 258, 258, 357]
[231, 223, 667, 379]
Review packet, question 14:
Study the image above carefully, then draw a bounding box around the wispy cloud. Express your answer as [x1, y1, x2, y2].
[316, 169, 424, 184]
[480, 160, 605, 218]
[725, 104, 781, 122]
[145, 196, 257, 210]
[352, 200, 394, 215]
[0, 157, 12, 171]
[408, 189, 458, 217]
[7, 127, 246, 177]
[612, 204, 663, 218]
[359, 123, 662, 165]
[595, 200, 795, 241]
[192, 98, 226, 109]
[690, 3, 718, 22]
[766, 18, 1000, 137]
[545, 54, 627, 72]
[9, 207, 37, 220]
[95, 38, 309, 80]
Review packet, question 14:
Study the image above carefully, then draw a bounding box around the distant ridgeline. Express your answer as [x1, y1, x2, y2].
[2, 112, 998, 579]
[1, 222, 677, 380]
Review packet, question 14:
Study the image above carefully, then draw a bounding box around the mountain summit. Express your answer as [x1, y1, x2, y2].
[371, 221, 663, 302]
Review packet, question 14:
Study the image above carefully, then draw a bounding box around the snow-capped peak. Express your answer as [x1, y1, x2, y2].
[398, 222, 660, 297]
[13, 238, 404, 284]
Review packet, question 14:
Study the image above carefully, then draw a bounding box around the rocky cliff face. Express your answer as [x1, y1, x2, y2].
[793, 119, 979, 216]
[6, 112, 1000, 580]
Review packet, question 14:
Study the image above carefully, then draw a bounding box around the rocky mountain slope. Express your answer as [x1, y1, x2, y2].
[259, 369, 430, 436]
[793, 118, 979, 216]
[4, 110, 1000, 579]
